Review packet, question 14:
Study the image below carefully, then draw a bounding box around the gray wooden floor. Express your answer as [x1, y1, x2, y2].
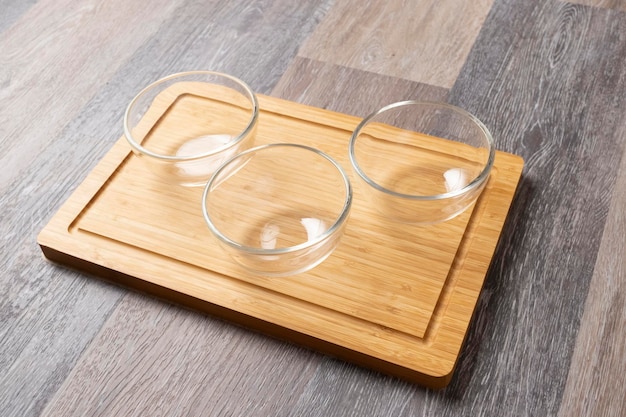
[1, 0, 625, 416]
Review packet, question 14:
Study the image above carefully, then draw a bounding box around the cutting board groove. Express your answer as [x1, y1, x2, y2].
[38, 86, 523, 388]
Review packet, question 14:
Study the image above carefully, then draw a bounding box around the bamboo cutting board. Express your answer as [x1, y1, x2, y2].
[37, 86, 523, 388]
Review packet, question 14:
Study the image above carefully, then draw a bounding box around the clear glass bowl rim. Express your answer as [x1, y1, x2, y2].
[348, 100, 495, 201]
[202, 143, 353, 255]
[123, 70, 259, 162]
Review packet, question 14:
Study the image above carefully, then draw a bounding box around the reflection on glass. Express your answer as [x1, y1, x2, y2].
[444, 168, 468, 193]
[175, 134, 233, 176]
[259, 217, 328, 250]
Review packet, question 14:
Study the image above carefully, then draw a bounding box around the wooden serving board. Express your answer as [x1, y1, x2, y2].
[37, 87, 524, 388]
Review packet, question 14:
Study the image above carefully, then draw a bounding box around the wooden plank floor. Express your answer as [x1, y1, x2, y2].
[298, 0, 496, 88]
[1, 0, 625, 416]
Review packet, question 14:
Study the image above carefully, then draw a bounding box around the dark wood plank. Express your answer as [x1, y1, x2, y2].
[566, 0, 626, 10]
[445, 0, 626, 415]
[558, 145, 626, 416]
[0, 268, 123, 417]
[41, 294, 321, 417]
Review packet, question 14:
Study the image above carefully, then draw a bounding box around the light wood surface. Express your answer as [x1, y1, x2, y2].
[2, 0, 626, 415]
[38, 91, 523, 387]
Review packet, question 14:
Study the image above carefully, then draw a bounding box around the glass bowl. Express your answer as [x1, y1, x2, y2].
[202, 143, 352, 277]
[349, 101, 495, 224]
[124, 71, 258, 187]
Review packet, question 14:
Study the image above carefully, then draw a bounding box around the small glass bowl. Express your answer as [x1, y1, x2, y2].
[349, 101, 495, 224]
[202, 143, 352, 277]
[124, 71, 258, 187]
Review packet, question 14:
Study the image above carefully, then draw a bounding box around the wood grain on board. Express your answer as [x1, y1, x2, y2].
[37, 87, 524, 387]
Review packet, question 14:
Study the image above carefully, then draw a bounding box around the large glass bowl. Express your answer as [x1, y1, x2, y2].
[349, 101, 495, 224]
[124, 71, 258, 187]
[202, 143, 352, 277]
